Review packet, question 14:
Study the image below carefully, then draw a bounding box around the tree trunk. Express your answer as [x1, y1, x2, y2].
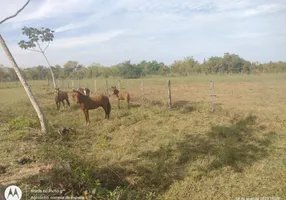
[42, 51, 56, 88]
[36, 41, 56, 88]
[0, 34, 48, 134]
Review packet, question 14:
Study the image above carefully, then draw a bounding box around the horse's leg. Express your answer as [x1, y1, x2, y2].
[58, 101, 61, 112]
[66, 98, 70, 109]
[56, 101, 59, 111]
[62, 101, 65, 110]
[86, 110, 90, 125]
[83, 109, 88, 125]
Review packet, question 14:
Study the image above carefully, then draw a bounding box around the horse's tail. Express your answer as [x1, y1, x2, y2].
[66, 95, 71, 106]
[107, 98, 111, 118]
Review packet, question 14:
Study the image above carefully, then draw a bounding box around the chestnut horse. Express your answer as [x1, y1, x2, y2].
[73, 90, 111, 125]
[110, 86, 130, 109]
[55, 88, 70, 111]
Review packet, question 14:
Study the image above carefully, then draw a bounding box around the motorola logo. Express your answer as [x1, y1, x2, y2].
[4, 185, 22, 200]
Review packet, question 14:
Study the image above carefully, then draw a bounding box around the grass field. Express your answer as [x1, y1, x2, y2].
[0, 73, 286, 200]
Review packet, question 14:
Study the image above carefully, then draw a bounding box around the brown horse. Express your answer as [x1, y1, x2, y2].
[73, 90, 111, 125]
[110, 86, 130, 109]
[55, 87, 70, 111]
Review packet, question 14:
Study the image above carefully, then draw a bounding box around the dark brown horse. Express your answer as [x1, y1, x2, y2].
[73, 90, 111, 125]
[110, 86, 130, 109]
[55, 87, 70, 111]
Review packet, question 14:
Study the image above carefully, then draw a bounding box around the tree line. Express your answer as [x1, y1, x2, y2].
[1, 52, 286, 81]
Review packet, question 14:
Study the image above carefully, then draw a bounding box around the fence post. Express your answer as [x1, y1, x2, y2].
[68, 80, 70, 89]
[71, 80, 74, 89]
[106, 80, 109, 96]
[141, 81, 144, 101]
[57, 79, 59, 88]
[167, 80, 171, 108]
[61, 79, 64, 89]
[210, 80, 214, 112]
[78, 78, 80, 88]
[94, 79, 97, 94]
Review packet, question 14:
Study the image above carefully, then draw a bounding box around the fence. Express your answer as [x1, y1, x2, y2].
[0, 77, 217, 112]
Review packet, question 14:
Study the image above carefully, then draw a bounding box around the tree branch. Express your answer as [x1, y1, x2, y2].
[26, 48, 42, 53]
[0, 0, 30, 24]
[36, 40, 44, 53]
[43, 41, 50, 53]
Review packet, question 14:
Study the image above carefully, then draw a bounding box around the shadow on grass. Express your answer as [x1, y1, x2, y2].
[129, 103, 141, 108]
[12, 115, 276, 200]
[171, 100, 223, 114]
[136, 114, 275, 192]
[172, 100, 191, 108]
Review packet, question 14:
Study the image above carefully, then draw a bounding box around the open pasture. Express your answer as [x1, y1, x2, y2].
[0, 73, 286, 199]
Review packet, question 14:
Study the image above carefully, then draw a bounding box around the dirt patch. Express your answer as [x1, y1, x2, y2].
[0, 163, 53, 186]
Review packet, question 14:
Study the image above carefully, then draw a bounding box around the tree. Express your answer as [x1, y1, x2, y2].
[0, 0, 48, 134]
[118, 60, 143, 78]
[18, 26, 57, 88]
[63, 60, 79, 78]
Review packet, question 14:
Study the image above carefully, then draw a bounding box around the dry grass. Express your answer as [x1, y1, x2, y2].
[0, 73, 286, 199]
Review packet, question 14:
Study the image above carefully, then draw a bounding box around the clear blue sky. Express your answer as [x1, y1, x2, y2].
[0, 0, 285, 68]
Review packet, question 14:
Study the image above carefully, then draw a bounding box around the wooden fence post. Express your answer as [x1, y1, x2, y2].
[167, 80, 171, 108]
[210, 80, 214, 112]
[57, 79, 59, 88]
[141, 81, 144, 101]
[78, 79, 80, 88]
[67, 80, 70, 89]
[94, 79, 97, 94]
[71, 80, 74, 88]
[106, 80, 109, 96]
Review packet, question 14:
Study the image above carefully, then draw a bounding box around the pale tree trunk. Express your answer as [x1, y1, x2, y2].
[36, 41, 57, 88]
[0, 34, 48, 134]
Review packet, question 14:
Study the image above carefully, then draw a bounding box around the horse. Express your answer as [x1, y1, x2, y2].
[55, 87, 70, 111]
[73, 90, 111, 125]
[110, 86, 130, 109]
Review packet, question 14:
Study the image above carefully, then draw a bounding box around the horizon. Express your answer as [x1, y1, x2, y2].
[0, 0, 285, 68]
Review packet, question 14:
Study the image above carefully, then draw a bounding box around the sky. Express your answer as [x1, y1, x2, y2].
[0, 0, 285, 68]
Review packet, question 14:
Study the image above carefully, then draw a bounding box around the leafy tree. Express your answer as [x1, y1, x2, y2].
[18, 26, 56, 88]
[118, 60, 143, 78]
[0, 0, 48, 134]
[63, 61, 80, 78]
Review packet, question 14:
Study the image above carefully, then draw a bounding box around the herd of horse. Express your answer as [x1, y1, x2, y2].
[54, 86, 130, 125]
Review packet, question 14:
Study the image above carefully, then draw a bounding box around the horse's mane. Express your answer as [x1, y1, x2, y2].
[74, 90, 86, 97]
